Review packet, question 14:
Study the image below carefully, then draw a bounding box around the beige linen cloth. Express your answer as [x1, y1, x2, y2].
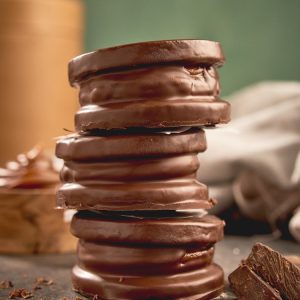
[198, 81, 300, 241]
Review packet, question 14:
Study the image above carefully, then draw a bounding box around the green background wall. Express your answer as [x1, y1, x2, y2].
[84, 0, 300, 96]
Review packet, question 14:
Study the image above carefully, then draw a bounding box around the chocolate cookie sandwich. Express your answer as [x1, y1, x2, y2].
[56, 39, 231, 299]
[56, 128, 214, 211]
[69, 40, 230, 131]
[71, 211, 224, 300]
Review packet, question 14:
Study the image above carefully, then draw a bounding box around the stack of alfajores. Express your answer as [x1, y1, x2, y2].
[56, 40, 231, 300]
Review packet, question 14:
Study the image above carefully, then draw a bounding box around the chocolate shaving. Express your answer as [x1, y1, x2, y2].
[0, 280, 13, 289]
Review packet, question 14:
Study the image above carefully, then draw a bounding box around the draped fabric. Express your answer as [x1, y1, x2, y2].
[198, 81, 300, 241]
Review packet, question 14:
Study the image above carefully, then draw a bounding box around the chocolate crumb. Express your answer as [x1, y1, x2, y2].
[20, 289, 33, 299]
[32, 285, 42, 291]
[35, 277, 54, 286]
[0, 280, 13, 289]
[8, 288, 33, 299]
[209, 198, 218, 206]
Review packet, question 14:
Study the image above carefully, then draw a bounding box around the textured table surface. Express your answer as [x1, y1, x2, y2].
[0, 235, 299, 300]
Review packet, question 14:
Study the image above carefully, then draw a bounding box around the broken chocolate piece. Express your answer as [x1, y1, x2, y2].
[229, 264, 282, 300]
[246, 243, 300, 300]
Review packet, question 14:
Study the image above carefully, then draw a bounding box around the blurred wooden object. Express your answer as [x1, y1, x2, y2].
[0, 0, 83, 164]
[0, 190, 77, 254]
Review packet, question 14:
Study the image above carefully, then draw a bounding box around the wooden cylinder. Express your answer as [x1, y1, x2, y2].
[0, 0, 83, 164]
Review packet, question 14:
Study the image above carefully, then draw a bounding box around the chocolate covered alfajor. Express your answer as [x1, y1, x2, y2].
[71, 211, 224, 300]
[69, 40, 230, 131]
[56, 128, 213, 211]
[56, 39, 231, 299]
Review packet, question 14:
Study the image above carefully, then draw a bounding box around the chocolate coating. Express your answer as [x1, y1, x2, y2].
[61, 154, 199, 182]
[56, 129, 213, 210]
[57, 180, 211, 211]
[78, 65, 220, 106]
[72, 263, 224, 300]
[69, 40, 225, 85]
[56, 128, 206, 161]
[71, 211, 224, 245]
[75, 98, 230, 131]
[77, 240, 215, 276]
[69, 39, 230, 130]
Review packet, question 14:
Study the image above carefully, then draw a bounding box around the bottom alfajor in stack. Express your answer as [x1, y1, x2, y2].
[71, 211, 224, 300]
[56, 128, 225, 299]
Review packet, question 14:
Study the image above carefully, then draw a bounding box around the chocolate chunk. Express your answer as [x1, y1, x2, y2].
[229, 264, 282, 300]
[229, 243, 300, 300]
[245, 243, 300, 300]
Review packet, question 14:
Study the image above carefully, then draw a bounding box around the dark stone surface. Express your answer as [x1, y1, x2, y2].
[0, 235, 298, 300]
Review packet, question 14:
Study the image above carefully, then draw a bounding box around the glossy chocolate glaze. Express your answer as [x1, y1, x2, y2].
[78, 65, 220, 106]
[72, 263, 224, 300]
[68, 40, 230, 130]
[71, 211, 224, 245]
[57, 180, 211, 211]
[56, 128, 206, 161]
[61, 154, 199, 182]
[56, 128, 213, 210]
[69, 40, 225, 85]
[71, 211, 224, 299]
[77, 240, 215, 276]
[75, 98, 230, 131]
